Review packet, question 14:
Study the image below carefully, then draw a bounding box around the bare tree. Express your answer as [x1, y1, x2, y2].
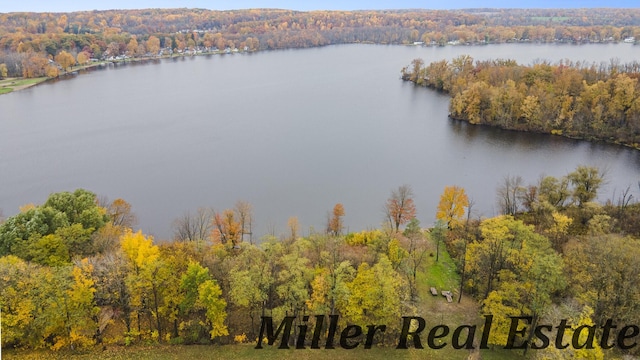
[172, 207, 213, 242]
[403, 218, 428, 301]
[235, 200, 253, 244]
[287, 216, 299, 241]
[497, 175, 524, 215]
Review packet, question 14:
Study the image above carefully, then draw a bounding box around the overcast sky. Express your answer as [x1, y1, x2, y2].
[1, 1, 638, 13]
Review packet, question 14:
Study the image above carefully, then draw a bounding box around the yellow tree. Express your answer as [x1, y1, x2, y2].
[146, 35, 161, 55]
[76, 51, 90, 65]
[60, 260, 99, 350]
[127, 36, 139, 57]
[45, 64, 59, 78]
[342, 262, 376, 326]
[475, 217, 564, 348]
[22, 54, 49, 78]
[436, 185, 469, 228]
[0, 256, 36, 348]
[535, 306, 604, 360]
[0, 63, 8, 79]
[545, 211, 572, 250]
[212, 209, 241, 246]
[120, 230, 159, 272]
[120, 230, 166, 340]
[306, 267, 331, 314]
[342, 256, 406, 334]
[388, 238, 408, 270]
[198, 279, 228, 340]
[55, 50, 75, 71]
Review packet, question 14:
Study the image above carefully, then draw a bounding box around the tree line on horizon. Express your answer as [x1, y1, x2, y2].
[1, 7, 640, 79]
[2, 165, 640, 358]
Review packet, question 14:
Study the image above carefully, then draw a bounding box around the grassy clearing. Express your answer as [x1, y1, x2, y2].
[0, 77, 48, 94]
[422, 238, 460, 291]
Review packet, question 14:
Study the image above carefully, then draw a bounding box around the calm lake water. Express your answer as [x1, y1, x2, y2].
[2, 43, 640, 240]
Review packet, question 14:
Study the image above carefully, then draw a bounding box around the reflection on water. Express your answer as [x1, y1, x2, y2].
[1, 43, 640, 239]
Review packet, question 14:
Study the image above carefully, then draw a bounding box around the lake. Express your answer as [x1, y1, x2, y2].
[1, 43, 640, 240]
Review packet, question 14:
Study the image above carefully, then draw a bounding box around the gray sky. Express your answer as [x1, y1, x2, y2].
[1, 0, 637, 13]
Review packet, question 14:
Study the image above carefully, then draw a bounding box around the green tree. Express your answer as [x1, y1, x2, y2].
[564, 234, 640, 328]
[0, 189, 107, 262]
[228, 244, 270, 337]
[567, 166, 604, 206]
[180, 261, 211, 314]
[177, 260, 214, 343]
[274, 250, 313, 320]
[538, 175, 570, 209]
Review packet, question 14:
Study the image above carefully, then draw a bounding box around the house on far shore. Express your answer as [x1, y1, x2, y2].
[624, 37, 635, 43]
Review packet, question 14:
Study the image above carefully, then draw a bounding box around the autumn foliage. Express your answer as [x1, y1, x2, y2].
[436, 185, 469, 228]
[327, 203, 345, 236]
[2, 166, 640, 355]
[385, 185, 417, 232]
[404, 55, 640, 149]
[1, 8, 639, 78]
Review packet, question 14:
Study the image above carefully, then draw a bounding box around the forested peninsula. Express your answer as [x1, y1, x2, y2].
[402, 56, 640, 149]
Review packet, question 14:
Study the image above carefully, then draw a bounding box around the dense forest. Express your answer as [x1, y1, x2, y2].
[2, 166, 640, 358]
[402, 55, 640, 148]
[1, 8, 640, 79]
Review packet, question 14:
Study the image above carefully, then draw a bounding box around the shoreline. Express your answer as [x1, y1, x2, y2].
[2, 40, 636, 96]
[0, 49, 250, 95]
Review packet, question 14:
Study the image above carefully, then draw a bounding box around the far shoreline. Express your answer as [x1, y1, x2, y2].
[2, 40, 636, 96]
